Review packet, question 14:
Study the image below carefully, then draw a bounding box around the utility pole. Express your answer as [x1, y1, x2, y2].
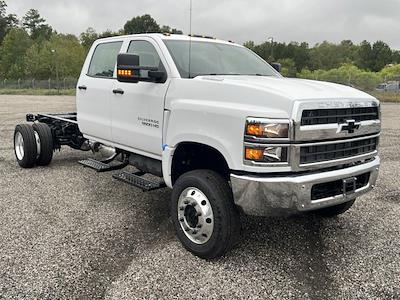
[51, 49, 60, 93]
[268, 37, 274, 61]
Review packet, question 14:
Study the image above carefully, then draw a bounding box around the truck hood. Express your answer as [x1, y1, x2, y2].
[198, 75, 375, 101]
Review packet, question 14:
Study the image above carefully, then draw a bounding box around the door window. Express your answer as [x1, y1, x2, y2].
[127, 40, 165, 77]
[88, 41, 123, 78]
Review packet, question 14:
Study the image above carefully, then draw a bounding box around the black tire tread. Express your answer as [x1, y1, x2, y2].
[14, 124, 37, 168]
[32, 122, 53, 166]
[171, 170, 241, 259]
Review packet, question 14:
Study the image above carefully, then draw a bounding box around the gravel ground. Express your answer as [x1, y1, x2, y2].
[0, 95, 399, 300]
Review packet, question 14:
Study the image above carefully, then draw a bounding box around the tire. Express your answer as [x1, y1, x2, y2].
[32, 123, 53, 166]
[14, 124, 38, 168]
[171, 170, 241, 259]
[314, 199, 356, 218]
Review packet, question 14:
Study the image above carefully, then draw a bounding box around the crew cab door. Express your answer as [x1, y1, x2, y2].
[76, 41, 123, 142]
[111, 38, 170, 158]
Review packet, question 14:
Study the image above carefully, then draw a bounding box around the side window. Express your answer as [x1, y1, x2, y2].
[127, 40, 166, 77]
[88, 41, 123, 78]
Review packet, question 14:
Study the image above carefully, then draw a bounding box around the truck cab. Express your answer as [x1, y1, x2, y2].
[15, 34, 381, 259]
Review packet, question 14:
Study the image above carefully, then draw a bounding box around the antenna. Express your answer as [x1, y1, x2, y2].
[188, 0, 193, 78]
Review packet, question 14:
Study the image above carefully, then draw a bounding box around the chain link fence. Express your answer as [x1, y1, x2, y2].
[0, 78, 78, 90]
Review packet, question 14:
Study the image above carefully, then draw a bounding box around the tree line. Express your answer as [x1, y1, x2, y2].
[245, 39, 400, 76]
[0, 3, 182, 81]
[0, 1, 399, 91]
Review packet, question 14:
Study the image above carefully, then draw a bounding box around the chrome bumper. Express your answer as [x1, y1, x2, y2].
[231, 157, 380, 216]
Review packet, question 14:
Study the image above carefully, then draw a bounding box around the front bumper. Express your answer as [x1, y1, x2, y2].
[231, 157, 380, 216]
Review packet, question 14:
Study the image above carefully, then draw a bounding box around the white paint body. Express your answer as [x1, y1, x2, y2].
[76, 34, 378, 188]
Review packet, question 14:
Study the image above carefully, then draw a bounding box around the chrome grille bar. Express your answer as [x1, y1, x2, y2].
[301, 107, 379, 126]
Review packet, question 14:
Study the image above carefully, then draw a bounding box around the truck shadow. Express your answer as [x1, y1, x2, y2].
[236, 213, 347, 300]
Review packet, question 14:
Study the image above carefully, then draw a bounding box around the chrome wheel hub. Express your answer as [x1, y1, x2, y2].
[177, 187, 214, 245]
[15, 132, 24, 160]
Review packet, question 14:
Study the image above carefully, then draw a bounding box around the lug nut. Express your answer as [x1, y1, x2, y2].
[192, 230, 198, 234]
[197, 224, 202, 229]
[179, 206, 184, 211]
[192, 202, 197, 207]
[197, 212, 202, 217]
[179, 218, 184, 222]
[184, 200, 189, 205]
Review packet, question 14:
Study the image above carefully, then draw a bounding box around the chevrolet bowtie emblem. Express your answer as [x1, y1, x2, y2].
[339, 119, 361, 134]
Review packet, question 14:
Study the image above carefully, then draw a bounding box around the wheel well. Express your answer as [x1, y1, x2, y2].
[171, 142, 230, 184]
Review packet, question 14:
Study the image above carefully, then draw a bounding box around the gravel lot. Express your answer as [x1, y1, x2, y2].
[0, 95, 399, 300]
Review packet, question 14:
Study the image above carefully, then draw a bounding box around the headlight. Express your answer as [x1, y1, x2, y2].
[245, 146, 288, 163]
[246, 118, 290, 139]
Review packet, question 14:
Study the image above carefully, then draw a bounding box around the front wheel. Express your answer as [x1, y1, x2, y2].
[314, 199, 356, 218]
[171, 170, 241, 259]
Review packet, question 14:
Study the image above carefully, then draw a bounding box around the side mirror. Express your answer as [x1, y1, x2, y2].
[117, 53, 167, 83]
[271, 62, 282, 73]
[148, 70, 166, 82]
[117, 53, 140, 83]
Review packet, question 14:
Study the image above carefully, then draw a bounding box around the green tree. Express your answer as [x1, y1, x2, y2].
[22, 9, 52, 41]
[0, 1, 18, 44]
[124, 14, 160, 34]
[298, 64, 382, 91]
[25, 33, 85, 79]
[356, 40, 373, 70]
[309, 41, 341, 70]
[80, 27, 98, 50]
[370, 41, 392, 72]
[0, 28, 32, 78]
[160, 25, 183, 34]
[278, 58, 297, 77]
[393, 50, 400, 64]
[379, 64, 400, 81]
[243, 41, 255, 50]
[80, 28, 122, 51]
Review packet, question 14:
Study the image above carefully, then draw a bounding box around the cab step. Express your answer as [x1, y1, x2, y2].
[112, 171, 166, 191]
[79, 158, 128, 172]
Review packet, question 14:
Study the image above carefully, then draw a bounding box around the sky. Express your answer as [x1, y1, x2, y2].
[6, 0, 400, 49]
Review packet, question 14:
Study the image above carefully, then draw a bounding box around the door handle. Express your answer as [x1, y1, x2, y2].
[78, 85, 87, 90]
[113, 89, 124, 95]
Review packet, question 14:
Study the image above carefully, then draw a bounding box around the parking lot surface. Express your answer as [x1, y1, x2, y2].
[0, 95, 399, 300]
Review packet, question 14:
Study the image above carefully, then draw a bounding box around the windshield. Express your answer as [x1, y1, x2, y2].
[164, 40, 279, 78]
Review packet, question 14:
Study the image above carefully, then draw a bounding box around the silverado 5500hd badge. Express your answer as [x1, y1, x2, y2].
[138, 117, 160, 128]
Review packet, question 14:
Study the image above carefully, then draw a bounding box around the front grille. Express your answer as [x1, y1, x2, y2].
[300, 137, 378, 164]
[301, 107, 379, 126]
[311, 173, 370, 200]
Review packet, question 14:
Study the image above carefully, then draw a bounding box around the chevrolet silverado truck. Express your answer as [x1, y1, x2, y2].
[13, 34, 381, 259]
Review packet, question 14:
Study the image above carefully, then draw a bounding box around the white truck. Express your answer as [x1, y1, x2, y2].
[14, 34, 381, 259]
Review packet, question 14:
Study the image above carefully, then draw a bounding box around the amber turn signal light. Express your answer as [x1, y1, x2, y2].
[246, 124, 264, 136]
[117, 69, 133, 77]
[245, 148, 264, 161]
[246, 121, 289, 138]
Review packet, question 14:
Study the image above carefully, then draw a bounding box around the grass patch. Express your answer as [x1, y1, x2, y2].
[371, 92, 400, 103]
[0, 88, 76, 96]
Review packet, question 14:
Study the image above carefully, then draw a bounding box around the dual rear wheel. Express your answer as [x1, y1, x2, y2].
[14, 123, 54, 168]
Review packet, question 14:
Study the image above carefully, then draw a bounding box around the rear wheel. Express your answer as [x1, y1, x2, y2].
[32, 123, 53, 166]
[314, 199, 356, 217]
[14, 124, 37, 168]
[171, 170, 241, 259]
